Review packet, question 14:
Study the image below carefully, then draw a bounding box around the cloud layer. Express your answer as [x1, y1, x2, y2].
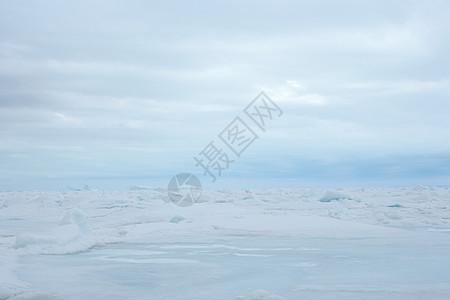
[1, 0, 449, 190]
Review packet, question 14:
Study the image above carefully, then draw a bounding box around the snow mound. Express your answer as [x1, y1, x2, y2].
[169, 215, 186, 223]
[1, 186, 449, 255]
[13, 210, 102, 254]
[319, 190, 351, 202]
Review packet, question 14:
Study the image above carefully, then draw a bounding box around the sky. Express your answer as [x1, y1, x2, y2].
[0, 0, 449, 190]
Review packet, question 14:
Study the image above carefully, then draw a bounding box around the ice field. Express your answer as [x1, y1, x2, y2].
[1, 186, 450, 299]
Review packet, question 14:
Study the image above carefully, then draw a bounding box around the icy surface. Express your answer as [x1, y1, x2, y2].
[1, 186, 450, 299]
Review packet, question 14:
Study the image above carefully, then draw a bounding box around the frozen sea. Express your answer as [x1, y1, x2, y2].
[1, 186, 450, 299]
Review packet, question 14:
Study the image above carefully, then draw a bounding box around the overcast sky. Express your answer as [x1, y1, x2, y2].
[1, 0, 449, 190]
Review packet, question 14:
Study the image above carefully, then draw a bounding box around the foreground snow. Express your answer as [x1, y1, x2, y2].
[0, 186, 449, 299]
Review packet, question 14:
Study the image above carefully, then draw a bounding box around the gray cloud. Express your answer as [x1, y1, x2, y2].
[1, 0, 449, 190]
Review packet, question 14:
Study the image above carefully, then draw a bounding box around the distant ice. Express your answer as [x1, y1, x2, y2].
[1, 186, 449, 299]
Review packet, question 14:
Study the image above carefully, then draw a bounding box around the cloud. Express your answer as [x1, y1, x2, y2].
[0, 0, 449, 190]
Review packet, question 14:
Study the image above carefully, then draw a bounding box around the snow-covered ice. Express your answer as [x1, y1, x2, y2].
[1, 186, 449, 299]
